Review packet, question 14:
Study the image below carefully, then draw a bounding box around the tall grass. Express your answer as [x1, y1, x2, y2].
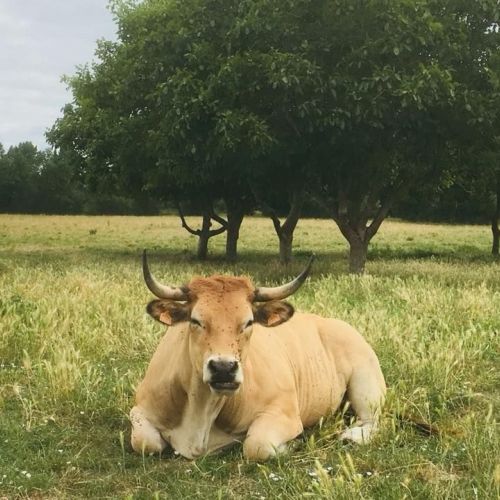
[0, 214, 498, 498]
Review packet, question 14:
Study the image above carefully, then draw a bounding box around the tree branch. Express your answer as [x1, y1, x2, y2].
[177, 203, 201, 236]
[281, 187, 304, 234]
[177, 202, 227, 238]
[307, 189, 357, 242]
[208, 225, 227, 237]
[366, 182, 404, 241]
[209, 207, 228, 229]
[205, 203, 227, 237]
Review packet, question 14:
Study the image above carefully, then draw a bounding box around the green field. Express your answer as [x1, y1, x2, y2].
[0, 214, 498, 499]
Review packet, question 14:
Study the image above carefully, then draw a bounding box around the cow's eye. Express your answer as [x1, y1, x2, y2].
[245, 319, 254, 329]
[190, 318, 202, 328]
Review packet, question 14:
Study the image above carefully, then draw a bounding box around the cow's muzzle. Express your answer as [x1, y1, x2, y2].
[204, 357, 242, 394]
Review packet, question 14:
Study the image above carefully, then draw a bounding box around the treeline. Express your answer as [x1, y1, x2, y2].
[7, 1, 500, 272]
[0, 142, 159, 215]
[2, 139, 494, 222]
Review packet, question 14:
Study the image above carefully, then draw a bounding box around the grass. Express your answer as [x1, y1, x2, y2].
[0, 214, 498, 499]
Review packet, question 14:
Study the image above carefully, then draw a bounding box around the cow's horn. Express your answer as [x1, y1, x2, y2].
[142, 250, 189, 301]
[253, 255, 315, 302]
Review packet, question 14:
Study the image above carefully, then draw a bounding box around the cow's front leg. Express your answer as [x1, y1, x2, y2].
[130, 406, 167, 454]
[206, 426, 240, 454]
[243, 412, 303, 461]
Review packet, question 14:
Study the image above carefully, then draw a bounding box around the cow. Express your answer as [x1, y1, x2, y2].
[130, 251, 386, 461]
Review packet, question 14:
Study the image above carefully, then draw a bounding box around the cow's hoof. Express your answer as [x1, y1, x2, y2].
[339, 424, 374, 444]
[243, 438, 288, 461]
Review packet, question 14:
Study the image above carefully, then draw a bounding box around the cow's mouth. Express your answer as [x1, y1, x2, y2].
[209, 381, 240, 393]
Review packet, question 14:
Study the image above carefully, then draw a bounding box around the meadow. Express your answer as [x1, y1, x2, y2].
[0, 214, 498, 499]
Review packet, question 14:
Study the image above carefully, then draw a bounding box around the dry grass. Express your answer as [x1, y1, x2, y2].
[0, 214, 498, 498]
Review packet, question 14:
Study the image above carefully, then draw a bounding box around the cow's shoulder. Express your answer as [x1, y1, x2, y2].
[135, 325, 190, 428]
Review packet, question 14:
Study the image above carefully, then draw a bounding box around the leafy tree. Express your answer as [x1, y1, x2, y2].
[471, 27, 500, 257]
[392, 20, 500, 258]
[0, 142, 43, 213]
[462, 142, 500, 257]
[35, 151, 86, 214]
[309, 0, 500, 272]
[48, 0, 244, 258]
[48, 0, 327, 262]
[210, 0, 333, 262]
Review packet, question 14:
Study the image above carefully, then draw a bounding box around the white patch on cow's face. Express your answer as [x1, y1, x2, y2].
[203, 354, 243, 395]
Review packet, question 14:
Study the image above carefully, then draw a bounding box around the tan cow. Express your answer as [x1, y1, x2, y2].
[130, 251, 386, 461]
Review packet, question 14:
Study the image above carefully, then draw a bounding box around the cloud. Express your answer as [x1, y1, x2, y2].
[0, 0, 116, 150]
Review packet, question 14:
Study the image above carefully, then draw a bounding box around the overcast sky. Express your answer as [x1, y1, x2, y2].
[0, 1, 117, 150]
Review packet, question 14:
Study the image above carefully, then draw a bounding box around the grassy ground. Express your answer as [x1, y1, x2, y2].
[0, 214, 498, 499]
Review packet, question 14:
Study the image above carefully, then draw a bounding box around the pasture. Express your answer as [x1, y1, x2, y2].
[0, 214, 498, 499]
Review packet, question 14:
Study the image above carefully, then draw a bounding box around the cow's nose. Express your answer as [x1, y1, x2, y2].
[208, 359, 238, 375]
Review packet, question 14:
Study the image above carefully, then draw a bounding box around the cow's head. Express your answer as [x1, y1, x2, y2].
[143, 251, 314, 396]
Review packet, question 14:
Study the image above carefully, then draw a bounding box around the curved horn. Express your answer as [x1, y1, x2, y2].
[142, 250, 189, 300]
[253, 254, 315, 302]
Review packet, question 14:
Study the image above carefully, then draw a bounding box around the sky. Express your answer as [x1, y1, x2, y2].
[0, 0, 117, 150]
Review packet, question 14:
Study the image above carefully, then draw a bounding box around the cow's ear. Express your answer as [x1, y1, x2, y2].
[253, 301, 294, 327]
[147, 300, 190, 325]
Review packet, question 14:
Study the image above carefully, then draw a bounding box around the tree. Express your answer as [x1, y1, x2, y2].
[48, 0, 328, 262]
[35, 151, 86, 214]
[464, 143, 500, 257]
[216, 0, 331, 262]
[470, 26, 500, 257]
[0, 142, 43, 213]
[311, 0, 500, 272]
[391, 19, 500, 259]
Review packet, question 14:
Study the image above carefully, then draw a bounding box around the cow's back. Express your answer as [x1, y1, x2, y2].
[263, 312, 351, 427]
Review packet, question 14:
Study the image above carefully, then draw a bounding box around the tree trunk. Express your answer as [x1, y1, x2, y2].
[492, 220, 499, 256]
[279, 232, 293, 264]
[250, 183, 304, 264]
[225, 224, 240, 261]
[348, 237, 368, 274]
[492, 172, 500, 257]
[327, 181, 403, 274]
[196, 212, 211, 260]
[275, 190, 303, 264]
[225, 200, 244, 261]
